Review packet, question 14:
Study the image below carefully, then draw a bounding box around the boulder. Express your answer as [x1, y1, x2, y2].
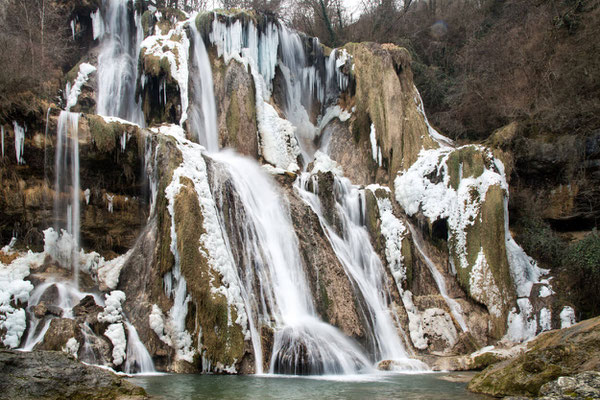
[468, 317, 600, 397]
[538, 371, 600, 400]
[0, 349, 147, 399]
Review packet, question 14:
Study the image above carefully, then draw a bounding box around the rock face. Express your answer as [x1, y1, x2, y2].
[0, 5, 574, 378]
[210, 53, 258, 157]
[468, 317, 600, 397]
[0, 349, 147, 400]
[344, 42, 437, 182]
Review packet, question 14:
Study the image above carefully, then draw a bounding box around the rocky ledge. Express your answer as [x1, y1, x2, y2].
[468, 316, 600, 398]
[0, 350, 148, 400]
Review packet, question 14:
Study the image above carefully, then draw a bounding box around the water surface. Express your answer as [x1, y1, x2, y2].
[129, 372, 487, 399]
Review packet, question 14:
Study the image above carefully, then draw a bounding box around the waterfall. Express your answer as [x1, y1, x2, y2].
[21, 280, 101, 351]
[124, 321, 156, 374]
[188, 22, 219, 152]
[95, 0, 144, 125]
[276, 27, 344, 164]
[53, 111, 81, 287]
[407, 223, 468, 332]
[209, 151, 372, 375]
[295, 173, 424, 370]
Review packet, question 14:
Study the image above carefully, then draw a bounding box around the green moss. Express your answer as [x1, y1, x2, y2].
[155, 137, 182, 277]
[364, 190, 380, 244]
[143, 54, 171, 77]
[141, 10, 155, 37]
[449, 182, 514, 338]
[88, 115, 117, 153]
[472, 352, 503, 370]
[173, 177, 245, 368]
[318, 278, 331, 323]
[446, 146, 485, 190]
[65, 61, 84, 85]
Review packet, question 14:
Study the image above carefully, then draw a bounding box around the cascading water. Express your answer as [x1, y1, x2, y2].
[276, 28, 345, 164]
[407, 223, 468, 332]
[188, 22, 219, 152]
[95, 0, 144, 125]
[208, 151, 372, 375]
[295, 172, 425, 370]
[21, 280, 103, 351]
[53, 111, 81, 286]
[124, 321, 156, 374]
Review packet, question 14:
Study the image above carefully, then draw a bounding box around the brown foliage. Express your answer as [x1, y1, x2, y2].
[304, 0, 600, 141]
[0, 0, 72, 123]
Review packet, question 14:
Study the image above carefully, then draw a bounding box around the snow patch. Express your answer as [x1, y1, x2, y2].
[149, 304, 172, 346]
[539, 307, 552, 332]
[66, 63, 96, 111]
[560, 306, 576, 329]
[0, 250, 37, 348]
[97, 290, 126, 324]
[105, 322, 127, 366]
[469, 249, 505, 317]
[311, 151, 343, 176]
[140, 17, 191, 125]
[97, 250, 131, 290]
[63, 337, 79, 358]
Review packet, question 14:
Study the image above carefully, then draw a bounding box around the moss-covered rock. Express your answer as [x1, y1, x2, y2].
[468, 316, 600, 397]
[344, 42, 438, 185]
[208, 53, 258, 157]
[173, 175, 245, 370]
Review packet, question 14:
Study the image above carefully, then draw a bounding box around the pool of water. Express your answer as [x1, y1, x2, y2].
[129, 372, 488, 399]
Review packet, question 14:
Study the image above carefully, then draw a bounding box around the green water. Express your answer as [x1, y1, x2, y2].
[129, 372, 487, 399]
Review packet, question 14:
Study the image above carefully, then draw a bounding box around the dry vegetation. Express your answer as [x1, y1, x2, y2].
[0, 0, 74, 123]
[285, 0, 600, 142]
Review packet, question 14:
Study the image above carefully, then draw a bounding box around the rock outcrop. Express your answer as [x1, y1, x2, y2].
[468, 317, 600, 397]
[0, 349, 147, 400]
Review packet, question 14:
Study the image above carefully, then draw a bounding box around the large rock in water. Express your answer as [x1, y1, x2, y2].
[0, 349, 147, 399]
[468, 317, 600, 397]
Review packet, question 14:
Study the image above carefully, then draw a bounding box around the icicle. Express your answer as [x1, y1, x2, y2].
[13, 121, 25, 164]
[107, 194, 114, 213]
[91, 9, 104, 40]
[70, 19, 76, 40]
[1, 126, 4, 158]
[120, 132, 128, 152]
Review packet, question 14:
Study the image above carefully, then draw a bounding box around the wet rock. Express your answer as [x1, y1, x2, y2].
[35, 318, 82, 352]
[413, 355, 472, 371]
[0, 349, 148, 399]
[72, 295, 106, 334]
[210, 54, 258, 158]
[325, 119, 376, 185]
[32, 303, 62, 319]
[284, 186, 366, 340]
